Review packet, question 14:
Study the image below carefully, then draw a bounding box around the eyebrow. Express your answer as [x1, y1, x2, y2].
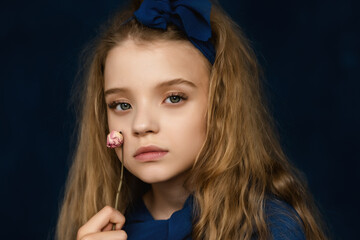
[104, 78, 197, 97]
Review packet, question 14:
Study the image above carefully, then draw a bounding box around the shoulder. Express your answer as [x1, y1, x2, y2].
[264, 198, 306, 240]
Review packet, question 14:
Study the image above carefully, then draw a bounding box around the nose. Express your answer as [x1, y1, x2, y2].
[131, 102, 159, 137]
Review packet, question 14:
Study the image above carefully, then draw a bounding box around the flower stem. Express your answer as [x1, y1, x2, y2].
[112, 143, 124, 230]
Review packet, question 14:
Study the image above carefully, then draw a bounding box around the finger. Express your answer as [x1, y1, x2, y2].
[80, 230, 127, 240]
[80, 206, 125, 234]
[101, 222, 122, 231]
[101, 223, 113, 232]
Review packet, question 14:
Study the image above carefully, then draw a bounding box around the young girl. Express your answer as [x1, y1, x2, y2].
[56, 0, 327, 239]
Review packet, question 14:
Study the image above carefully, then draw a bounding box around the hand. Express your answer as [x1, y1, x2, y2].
[77, 206, 127, 240]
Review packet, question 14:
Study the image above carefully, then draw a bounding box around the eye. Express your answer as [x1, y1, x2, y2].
[108, 101, 132, 111]
[164, 93, 188, 104]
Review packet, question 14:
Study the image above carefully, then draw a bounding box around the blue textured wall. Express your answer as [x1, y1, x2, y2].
[1, 0, 359, 239]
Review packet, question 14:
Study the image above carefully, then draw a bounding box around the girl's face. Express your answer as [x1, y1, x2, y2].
[104, 39, 209, 184]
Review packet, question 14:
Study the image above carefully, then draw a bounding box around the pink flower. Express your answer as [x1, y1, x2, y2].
[107, 130, 124, 148]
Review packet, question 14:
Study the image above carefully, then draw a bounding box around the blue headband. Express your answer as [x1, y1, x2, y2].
[132, 0, 216, 64]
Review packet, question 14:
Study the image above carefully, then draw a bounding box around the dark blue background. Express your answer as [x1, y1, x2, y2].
[1, 0, 359, 239]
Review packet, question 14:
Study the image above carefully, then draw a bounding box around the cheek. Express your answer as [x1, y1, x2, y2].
[107, 111, 115, 130]
[167, 108, 207, 149]
[107, 112, 131, 138]
[114, 148, 122, 162]
[107, 111, 124, 128]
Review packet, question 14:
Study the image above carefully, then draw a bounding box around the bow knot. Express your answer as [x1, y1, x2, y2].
[133, 0, 215, 64]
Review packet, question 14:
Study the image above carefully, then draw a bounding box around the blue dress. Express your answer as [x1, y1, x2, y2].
[123, 195, 306, 240]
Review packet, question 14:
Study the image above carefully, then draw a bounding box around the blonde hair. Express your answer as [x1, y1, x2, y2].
[56, 0, 327, 239]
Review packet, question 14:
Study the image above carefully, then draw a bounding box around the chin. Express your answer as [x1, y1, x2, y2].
[132, 168, 177, 184]
[137, 173, 171, 184]
[126, 163, 191, 185]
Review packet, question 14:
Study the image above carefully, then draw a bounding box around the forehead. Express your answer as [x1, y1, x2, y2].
[104, 39, 210, 91]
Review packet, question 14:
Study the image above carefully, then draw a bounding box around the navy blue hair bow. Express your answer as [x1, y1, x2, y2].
[133, 0, 216, 64]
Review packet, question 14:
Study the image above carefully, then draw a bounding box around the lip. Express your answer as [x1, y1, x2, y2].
[134, 145, 168, 162]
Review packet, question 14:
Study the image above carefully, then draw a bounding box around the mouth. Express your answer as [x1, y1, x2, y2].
[134, 145, 168, 162]
[134, 151, 168, 162]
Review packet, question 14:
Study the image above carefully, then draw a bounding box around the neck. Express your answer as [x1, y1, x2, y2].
[143, 172, 191, 220]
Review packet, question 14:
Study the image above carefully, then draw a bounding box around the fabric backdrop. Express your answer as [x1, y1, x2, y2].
[1, 0, 359, 239]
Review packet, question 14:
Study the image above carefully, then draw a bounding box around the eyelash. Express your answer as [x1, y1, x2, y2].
[107, 93, 188, 112]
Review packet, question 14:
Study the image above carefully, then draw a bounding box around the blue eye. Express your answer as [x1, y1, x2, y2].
[108, 93, 187, 112]
[108, 102, 132, 111]
[165, 93, 188, 104]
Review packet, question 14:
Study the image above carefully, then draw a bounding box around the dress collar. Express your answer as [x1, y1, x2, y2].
[126, 194, 194, 222]
[123, 195, 194, 240]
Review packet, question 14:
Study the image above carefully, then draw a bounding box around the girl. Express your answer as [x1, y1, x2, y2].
[56, 0, 327, 239]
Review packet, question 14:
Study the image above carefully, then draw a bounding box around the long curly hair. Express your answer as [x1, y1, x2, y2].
[56, 1, 327, 239]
